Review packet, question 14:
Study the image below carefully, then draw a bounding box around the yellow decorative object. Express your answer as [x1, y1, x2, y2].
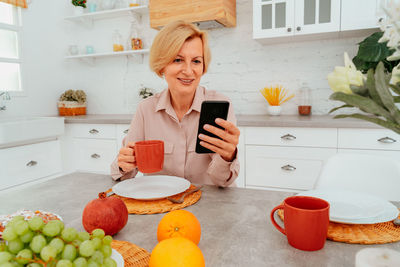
[260, 84, 294, 106]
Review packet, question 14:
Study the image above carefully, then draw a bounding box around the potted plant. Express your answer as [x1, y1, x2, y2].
[72, 0, 87, 15]
[58, 89, 87, 116]
[139, 86, 154, 99]
[327, 1, 400, 134]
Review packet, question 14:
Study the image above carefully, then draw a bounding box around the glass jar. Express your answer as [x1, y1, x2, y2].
[112, 30, 124, 52]
[297, 83, 312, 116]
[129, 19, 143, 50]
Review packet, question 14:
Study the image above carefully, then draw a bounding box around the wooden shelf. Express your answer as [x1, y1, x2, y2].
[64, 6, 148, 22]
[65, 49, 149, 60]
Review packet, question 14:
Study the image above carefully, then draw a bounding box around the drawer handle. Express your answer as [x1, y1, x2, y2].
[378, 137, 396, 143]
[91, 153, 101, 159]
[89, 129, 99, 134]
[123, 129, 129, 134]
[26, 160, 37, 167]
[281, 164, 296, 171]
[281, 134, 296, 141]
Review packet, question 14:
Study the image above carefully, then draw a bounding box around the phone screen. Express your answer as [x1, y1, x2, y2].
[195, 100, 230, 154]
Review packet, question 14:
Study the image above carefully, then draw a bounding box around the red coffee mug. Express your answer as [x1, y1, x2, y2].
[135, 140, 164, 173]
[270, 196, 330, 251]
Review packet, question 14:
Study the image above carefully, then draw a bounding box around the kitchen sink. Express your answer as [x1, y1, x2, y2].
[0, 117, 65, 148]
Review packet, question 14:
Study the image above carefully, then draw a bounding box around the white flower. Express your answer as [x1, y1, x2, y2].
[391, 63, 400, 85]
[327, 53, 364, 94]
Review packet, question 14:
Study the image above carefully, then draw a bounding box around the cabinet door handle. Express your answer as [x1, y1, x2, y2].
[281, 134, 296, 140]
[378, 17, 383, 23]
[281, 164, 296, 171]
[287, 27, 292, 32]
[26, 160, 37, 167]
[89, 129, 99, 134]
[123, 129, 129, 134]
[378, 137, 397, 143]
[296, 26, 301, 31]
[91, 153, 100, 159]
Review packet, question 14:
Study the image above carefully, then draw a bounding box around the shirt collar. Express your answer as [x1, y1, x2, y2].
[155, 86, 205, 114]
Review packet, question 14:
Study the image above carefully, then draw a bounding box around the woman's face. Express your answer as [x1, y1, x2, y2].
[163, 37, 204, 99]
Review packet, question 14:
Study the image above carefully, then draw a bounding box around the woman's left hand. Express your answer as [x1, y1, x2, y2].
[198, 118, 240, 162]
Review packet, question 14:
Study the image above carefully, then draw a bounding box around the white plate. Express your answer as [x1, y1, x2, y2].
[297, 189, 399, 224]
[112, 175, 191, 200]
[111, 249, 124, 267]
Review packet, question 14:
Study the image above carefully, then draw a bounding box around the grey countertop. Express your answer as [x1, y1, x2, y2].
[63, 114, 381, 129]
[1, 172, 399, 266]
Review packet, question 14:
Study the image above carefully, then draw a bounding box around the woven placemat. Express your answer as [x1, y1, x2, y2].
[111, 240, 150, 267]
[109, 185, 202, 215]
[277, 209, 400, 244]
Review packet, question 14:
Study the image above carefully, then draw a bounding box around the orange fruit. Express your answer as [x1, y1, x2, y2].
[157, 210, 201, 244]
[149, 237, 205, 267]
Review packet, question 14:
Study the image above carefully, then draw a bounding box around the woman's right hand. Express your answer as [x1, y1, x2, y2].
[117, 141, 137, 173]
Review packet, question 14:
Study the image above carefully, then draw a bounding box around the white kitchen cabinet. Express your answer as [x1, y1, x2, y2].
[338, 128, 400, 151]
[253, 0, 340, 40]
[246, 145, 336, 190]
[340, 0, 386, 31]
[0, 140, 62, 190]
[116, 124, 131, 151]
[65, 124, 119, 174]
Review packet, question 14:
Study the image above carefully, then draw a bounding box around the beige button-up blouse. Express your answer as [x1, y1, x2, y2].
[110, 86, 240, 186]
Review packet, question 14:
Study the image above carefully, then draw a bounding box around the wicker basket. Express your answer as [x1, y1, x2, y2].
[58, 101, 86, 116]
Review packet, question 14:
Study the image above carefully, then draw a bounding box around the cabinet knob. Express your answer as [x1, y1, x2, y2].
[378, 137, 396, 143]
[26, 160, 37, 167]
[281, 164, 296, 171]
[89, 129, 99, 134]
[378, 17, 383, 23]
[123, 129, 129, 134]
[91, 153, 101, 159]
[296, 26, 301, 31]
[281, 134, 296, 140]
[287, 27, 292, 32]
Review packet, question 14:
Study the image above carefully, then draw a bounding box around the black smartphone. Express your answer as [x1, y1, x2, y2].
[195, 100, 230, 154]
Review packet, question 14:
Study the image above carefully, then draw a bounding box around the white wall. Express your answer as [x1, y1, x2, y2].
[2, 0, 374, 117]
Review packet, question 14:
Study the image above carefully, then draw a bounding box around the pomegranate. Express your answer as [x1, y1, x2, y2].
[82, 192, 128, 236]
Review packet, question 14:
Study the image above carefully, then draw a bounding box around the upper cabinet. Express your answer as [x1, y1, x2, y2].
[340, 0, 386, 31]
[253, 0, 340, 40]
[149, 0, 236, 29]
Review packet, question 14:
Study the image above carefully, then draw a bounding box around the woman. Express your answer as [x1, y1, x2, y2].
[111, 20, 240, 186]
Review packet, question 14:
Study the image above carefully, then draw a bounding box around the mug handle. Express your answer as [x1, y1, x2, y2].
[270, 204, 286, 235]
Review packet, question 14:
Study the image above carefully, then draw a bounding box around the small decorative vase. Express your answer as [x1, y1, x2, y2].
[73, 6, 85, 16]
[268, 105, 282, 116]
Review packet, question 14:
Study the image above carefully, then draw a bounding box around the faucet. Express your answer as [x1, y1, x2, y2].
[0, 92, 11, 110]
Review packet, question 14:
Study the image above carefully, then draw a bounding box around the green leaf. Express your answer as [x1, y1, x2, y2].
[329, 104, 354, 114]
[374, 62, 400, 124]
[333, 113, 400, 135]
[350, 84, 368, 96]
[389, 84, 400, 95]
[356, 32, 392, 62]
[366, 68, 383, 106]
[329, 92, 394, 121]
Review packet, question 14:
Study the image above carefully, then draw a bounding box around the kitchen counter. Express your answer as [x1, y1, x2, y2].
[63, 114, 382, 128]
[2, 172, 399, 266]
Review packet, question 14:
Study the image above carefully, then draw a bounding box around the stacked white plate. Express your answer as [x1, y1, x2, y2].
[112, 175, 191, 200]
[297, 189, 399, 224]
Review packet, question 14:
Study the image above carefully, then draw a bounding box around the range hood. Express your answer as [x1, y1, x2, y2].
[149, 0, 236, 30]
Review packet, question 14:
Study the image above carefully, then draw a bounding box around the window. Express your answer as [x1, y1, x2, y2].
[0, 2, 22, 92]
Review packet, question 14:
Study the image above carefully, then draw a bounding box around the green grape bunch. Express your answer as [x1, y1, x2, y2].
[0, 216, 117, 267]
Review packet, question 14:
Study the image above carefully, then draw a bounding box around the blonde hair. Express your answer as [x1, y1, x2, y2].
[149, 20, 211, 77]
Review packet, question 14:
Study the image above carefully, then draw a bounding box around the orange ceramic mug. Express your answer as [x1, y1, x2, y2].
[270, 196, 330, 251]
[135, 140, 164, 173]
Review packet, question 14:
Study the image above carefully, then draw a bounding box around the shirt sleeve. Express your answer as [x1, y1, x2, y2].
[110, 103, 145, 181]
[206, 101, 240, 187]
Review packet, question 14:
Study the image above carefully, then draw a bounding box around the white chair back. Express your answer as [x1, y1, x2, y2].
[316, 153, 400, 201]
